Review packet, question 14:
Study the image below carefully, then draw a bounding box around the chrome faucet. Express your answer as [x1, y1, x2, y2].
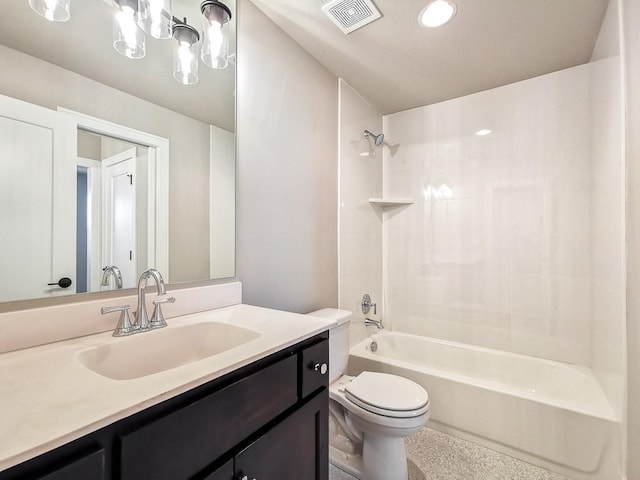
[135, 268, 167, 331]
[364, 317, 384, 329]
[101, 265, 123, 290]
[101, 269, 173, 336]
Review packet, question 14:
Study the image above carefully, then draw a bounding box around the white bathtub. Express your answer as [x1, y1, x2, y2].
[348, 332, 621, 480]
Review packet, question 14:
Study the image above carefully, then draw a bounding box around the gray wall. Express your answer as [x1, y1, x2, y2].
[236, 0, 338, 312]
[0, 45, 211, 283]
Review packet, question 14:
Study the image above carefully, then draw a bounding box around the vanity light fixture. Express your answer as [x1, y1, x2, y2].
[173, 20, 200, 85]
[200, 1, 232, 69]
[419, 0, 457, 28]
[27, 0, 234, 85]
[29, 0, 71, 22]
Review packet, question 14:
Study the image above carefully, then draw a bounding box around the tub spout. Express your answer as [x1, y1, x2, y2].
[364, 317, 383, 329]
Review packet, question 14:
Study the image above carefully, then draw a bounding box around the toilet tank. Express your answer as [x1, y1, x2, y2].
[307, 308, 352, 383]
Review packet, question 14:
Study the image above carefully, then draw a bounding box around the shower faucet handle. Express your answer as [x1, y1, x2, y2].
[361, 294, 377, 315]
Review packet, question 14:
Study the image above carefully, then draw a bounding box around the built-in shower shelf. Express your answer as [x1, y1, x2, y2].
[368, 198, 415, 207]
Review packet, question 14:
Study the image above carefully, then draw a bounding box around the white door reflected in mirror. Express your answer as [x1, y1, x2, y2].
[0, 95, 75, 302]
[0, 96, 170, 303]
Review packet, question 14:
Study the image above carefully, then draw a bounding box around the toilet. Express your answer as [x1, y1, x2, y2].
[308, 308, 430, 480]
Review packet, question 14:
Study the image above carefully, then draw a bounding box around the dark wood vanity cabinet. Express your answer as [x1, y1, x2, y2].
[234, 391, 328, 480]
[0, 332, 329, 480]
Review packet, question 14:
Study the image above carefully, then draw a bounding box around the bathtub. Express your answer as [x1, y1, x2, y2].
[348, 332, 621, 480]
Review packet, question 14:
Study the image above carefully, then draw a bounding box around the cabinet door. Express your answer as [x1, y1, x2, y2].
[235, 390, 328, 480]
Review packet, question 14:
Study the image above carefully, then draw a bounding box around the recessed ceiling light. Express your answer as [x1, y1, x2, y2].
[475, 129, 492, 136]
[419, 0, 457, 28]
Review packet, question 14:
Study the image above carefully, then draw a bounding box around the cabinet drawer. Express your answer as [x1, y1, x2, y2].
[300, 339, 329, 398]
[37, 449, 105, 480]
[119, 355, 297, 480]
[0, 447, 105, 480]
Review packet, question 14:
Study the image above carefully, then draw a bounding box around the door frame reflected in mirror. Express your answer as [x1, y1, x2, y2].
[59, 108, 170, 286]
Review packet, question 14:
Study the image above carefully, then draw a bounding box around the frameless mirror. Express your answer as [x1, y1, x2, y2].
[0, 0, 236, 304]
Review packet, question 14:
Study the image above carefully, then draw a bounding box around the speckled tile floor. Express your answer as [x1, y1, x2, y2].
[328, 427, 571, 480]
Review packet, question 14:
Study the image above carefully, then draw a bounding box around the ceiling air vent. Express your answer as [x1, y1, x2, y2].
[321, 0, 382, 34]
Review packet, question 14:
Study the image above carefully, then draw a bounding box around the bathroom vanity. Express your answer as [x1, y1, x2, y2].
[0, 304, 333, 480]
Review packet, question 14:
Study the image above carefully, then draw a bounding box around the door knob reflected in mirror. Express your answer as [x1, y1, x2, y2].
[47, 277, 72, 288]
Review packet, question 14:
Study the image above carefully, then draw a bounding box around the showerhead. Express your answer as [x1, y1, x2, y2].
[364, 129, 384, 147]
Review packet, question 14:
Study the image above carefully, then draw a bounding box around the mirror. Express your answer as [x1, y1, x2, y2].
[0, 0, 236, 303]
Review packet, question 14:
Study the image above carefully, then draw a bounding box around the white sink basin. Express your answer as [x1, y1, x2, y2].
[76, 322, 261, 380]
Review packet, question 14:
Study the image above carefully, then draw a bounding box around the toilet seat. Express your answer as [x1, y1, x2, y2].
[343, 372, 430, 419]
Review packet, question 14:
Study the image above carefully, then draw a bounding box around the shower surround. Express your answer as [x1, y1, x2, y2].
[338, 2, 625, 478]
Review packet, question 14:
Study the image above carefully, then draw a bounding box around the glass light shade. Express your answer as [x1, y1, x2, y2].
[113, 2, 146, 59]
[29, 0, 70, 22]
[173, 24, 199, 85]
[138, 0, 172, 39]
[201, 2, 231, 69]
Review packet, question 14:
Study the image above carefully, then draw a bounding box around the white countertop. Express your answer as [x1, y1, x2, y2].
[0, 304, 335, 471]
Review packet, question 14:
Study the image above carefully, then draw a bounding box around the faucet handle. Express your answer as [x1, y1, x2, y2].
[101, 305, 135, 337]
[150, 296, 175, 329]
[361, 294, 377, 315]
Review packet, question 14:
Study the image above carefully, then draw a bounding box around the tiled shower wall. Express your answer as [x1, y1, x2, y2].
[383, 62, 615, 367]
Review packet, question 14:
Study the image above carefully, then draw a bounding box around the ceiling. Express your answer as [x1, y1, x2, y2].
[0, 0, 236, 131]
[249, 0, 610, 115]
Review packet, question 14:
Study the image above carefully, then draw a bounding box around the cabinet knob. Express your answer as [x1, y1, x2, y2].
[314, 362, 328, 375]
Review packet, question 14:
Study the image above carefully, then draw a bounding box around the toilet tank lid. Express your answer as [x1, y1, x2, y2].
[307, 308, 351, 326]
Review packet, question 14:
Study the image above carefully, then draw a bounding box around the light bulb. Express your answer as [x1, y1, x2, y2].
[173, 24, 199, 85]
[174, 42, 198, 84]
[207, 22, 223, 57]
[114, 4, 145, 59]
[29, 0, 70, 22]
[45, 0, 57, 20]
[138, 0, 172, 39]
[202, 20, 229, 69]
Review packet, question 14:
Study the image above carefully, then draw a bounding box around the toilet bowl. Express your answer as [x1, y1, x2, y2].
[307, 308, 430, 480]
